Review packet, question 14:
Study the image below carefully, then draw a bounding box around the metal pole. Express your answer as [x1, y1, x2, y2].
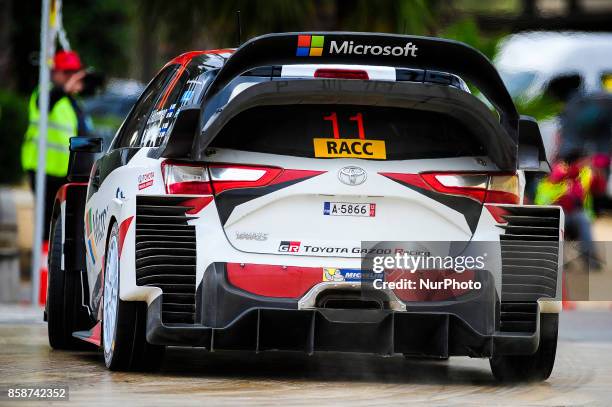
[31, 0, 51, 305]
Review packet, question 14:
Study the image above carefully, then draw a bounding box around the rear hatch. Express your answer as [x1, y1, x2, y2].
[169, 104, 519, 257]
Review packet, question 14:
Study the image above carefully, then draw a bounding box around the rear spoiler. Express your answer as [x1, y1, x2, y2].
[203, 32, 519, 138]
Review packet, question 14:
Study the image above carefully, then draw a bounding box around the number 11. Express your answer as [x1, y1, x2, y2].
[350, 113, 365, 139]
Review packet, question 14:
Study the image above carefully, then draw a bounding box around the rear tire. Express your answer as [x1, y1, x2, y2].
[102, 222, 165, 371]
[47, 215, 92, 350]
[490, 313, 558, 382]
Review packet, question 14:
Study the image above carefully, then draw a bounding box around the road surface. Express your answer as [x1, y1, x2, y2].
[0, 305, 611, 406]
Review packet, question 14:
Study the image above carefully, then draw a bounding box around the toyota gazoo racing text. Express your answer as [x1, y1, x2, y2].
[46, 32, 562, 382]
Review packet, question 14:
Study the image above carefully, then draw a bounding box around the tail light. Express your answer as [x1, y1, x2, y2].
[162, 162, 212, 195]
[162, 161, 282, 195]
[208, 165, 282, 194]
[420, 173, 520, 204]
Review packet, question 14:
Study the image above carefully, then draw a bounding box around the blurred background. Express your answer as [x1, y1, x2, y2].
[1, 0, 612, 303]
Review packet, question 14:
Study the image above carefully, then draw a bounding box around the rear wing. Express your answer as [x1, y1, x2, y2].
[203, 32, 519, 138]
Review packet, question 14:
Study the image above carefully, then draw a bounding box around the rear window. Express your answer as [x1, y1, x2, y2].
[210, 105, 485, 160]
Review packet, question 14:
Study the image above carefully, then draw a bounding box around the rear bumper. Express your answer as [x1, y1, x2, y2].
[145, 263, 542, 357]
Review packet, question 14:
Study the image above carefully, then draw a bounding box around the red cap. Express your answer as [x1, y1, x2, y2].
[53, 50, 83, 71]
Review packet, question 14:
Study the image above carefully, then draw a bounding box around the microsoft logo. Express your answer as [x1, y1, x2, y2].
[296, 35, 324, 57]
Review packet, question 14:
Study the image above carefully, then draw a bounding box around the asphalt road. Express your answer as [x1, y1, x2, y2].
[0, 305, 611, 406]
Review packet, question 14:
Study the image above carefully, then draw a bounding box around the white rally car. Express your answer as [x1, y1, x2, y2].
[46, 32, 562, 382]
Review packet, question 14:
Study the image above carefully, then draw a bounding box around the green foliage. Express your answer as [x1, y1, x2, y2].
[437, 17, 561, 121]
[0, 91, 28, 184]
[396, 0, 436, 35]
[339, 0, 434, 35]
[439, 17, 503, 60]
[61, 0, 131, 76]
[514, 95, 563, 121]
[132, 0, 444, 66]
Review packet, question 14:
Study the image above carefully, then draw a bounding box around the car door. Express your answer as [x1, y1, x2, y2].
[84, 65, 179, 313]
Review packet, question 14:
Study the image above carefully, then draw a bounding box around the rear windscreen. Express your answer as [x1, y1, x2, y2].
[210, 105, 485, 160]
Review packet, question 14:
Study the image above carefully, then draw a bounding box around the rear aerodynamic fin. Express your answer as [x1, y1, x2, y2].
[203, 32, 518, 132]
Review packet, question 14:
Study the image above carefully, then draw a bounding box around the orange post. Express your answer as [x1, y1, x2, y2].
[38, 240, 49, 306]
[562, 270, 576, 311]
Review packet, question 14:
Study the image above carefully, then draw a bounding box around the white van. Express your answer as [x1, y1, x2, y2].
[495, 31, 612, 161]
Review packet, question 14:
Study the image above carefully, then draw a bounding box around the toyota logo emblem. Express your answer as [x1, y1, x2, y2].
[338, 166, 367, 186]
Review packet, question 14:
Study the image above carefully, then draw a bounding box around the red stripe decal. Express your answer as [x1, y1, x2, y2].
[118, 216, 134, 258]
[379, 172, 431, 190]
[163, 49, 235, 68]
[485, 205, 510, 224]
[157, 64, 187, 109]
[81, 322, 101, 346]
[55, 182, 88, 204]
[182, 196, 214, 214]
[227, 263, 322, 298]
[271, 169, 326, 185]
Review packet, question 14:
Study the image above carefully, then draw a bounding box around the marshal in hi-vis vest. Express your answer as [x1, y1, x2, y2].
[21, 89, 77, 177]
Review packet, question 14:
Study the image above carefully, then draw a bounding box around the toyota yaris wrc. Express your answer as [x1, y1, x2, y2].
[46, 33, 563, 381]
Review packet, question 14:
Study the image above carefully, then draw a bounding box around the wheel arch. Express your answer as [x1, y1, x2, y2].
[102, 215, 119, 273]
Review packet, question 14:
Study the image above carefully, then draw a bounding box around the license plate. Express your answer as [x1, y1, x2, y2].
[323, 202, 376, 217]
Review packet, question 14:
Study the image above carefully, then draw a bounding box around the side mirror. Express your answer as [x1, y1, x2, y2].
[69, 137, 103, 153]
[518, 116, 550, 172]
[159, 107, 200, 159]
[67, 137, 102, 182]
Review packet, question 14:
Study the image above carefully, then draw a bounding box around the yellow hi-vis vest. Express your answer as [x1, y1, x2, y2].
[21, 89, 77, 177]
[535, 165, 595, 218]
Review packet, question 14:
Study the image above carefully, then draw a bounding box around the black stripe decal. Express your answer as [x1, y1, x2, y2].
[385, 177, 482, 234]
[214, 175, 320, 225]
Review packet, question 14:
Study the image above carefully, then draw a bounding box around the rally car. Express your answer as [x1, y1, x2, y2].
[46, 32, 562, 382]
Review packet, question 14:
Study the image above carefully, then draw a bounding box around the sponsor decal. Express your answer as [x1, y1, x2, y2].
[337, 166, 367, 186]
[296, 34, 418, 58]
[296, 35, 324, 57]
[278, 240, 301, 253]
[159, 104, 177, 135]
[138, 171, 155, 190]
[166, 103, 176, 118]
[91, 208, 108, 244]
[86, 207, 104, 264]
[329, 40, 418, 57]
[313, 111, 386, 159]
[290, 245, 406, 255]
[235, 231, 268, 241]
[159, 122, 170, 135]
[86, 208, 92, 237]
[278, 241, 423, 256]
[324, 201, 376, 217]
[115, 187, 125, 200]
[313, 138, 386, 159]
[304, 245, 350, 254]
[87, 238, 96, 265]
[146, 108, 167, 125]
[323, 268, 378, 282]
[180, 90, 194, 103]
[85, 206, 108, 266]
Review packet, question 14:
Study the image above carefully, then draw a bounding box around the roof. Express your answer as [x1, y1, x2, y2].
[163, 49, 235, 70]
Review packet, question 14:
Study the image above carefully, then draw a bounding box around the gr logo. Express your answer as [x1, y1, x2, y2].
[279, 241, 301, 253]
